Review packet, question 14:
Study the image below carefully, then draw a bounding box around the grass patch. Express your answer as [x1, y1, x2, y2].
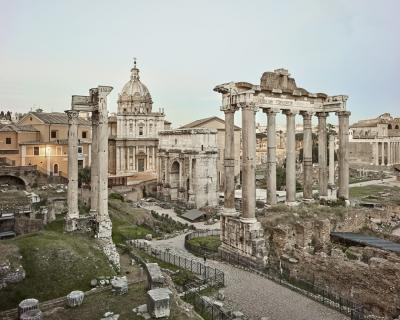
[187, 236, 221, 254]
[349, 185, 400, 205]
[0, 219, 115, 311]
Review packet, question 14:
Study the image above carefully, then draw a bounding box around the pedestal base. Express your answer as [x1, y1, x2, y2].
[220, 215, 266, 268]
[327, 185, 337, 201]
[65, 218, 78, 232]
[221, 207, 239, 217]
[285, 201, 299, 207]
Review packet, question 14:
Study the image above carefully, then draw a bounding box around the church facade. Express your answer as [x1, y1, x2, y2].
[108, 62, 170, 186]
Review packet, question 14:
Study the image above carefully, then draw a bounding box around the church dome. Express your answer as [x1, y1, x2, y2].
[118, 60, 153, 114]
[121, 68, 151, 97]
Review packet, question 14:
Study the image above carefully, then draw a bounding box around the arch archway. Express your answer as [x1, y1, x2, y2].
[388, 124, 393, 129]
[170, 161, 180, 200]
[0, 175, 27, 190]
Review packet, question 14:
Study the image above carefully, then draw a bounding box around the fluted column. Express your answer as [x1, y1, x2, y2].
[263, 109, 277, 205]
[301, 111, 313, 200]
[90, 111, 99, 215]
[65, 110, 80, 231]
[328, 134, 335, 186]
[241, 103, 257, 220]
[317, 112, 328, 197]
[97, 86, 113, 238]
[337, 111, 351, 199]
[380, 142, 384, 165]
[284, 110, 297, 204]
[223, 109, 237, 215]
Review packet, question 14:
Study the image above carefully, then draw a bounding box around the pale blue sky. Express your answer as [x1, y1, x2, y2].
[1, 0, 399, 127]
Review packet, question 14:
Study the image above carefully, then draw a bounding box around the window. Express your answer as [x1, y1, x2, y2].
[139, 126, 143, 136]
[149, 124, 153, 133]
[5, 138, 11, 144]
[129, 123, 133, 133]
[78, 146, 83, 154]
[51, 130, 57, 139]
[82, 131, 87, 139]
[34, 147, 39, 155]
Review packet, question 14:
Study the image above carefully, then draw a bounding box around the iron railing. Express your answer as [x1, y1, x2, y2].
[185, 230, 366, 320]
[129, 239, 224, 287]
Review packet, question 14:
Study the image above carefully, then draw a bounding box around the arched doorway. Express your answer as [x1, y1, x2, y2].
[53, 163, 59, 176]
[170, 161, 180, 200]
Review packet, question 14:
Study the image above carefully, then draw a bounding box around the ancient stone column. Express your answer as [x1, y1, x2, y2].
[265, 109, 278, 205]
[328, 134, 335, 186]
[380, 142, 385, 165]
[284, 110, 297, 204]
[97, 86, 113, 238]
[241, 103, 257, 220]
[90, 110, 99, 216]
[317, 112, 328, 197]
[223, 109, 237, 215]
[337, 111, 351, 199]
[301, 111, 313, 200]
[65, 110, 80, 231]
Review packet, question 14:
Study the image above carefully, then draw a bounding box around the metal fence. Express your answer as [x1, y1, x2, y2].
[185, 230, 366, 320]
[183, 289, 233, 320]
[129, 239, 224, 287]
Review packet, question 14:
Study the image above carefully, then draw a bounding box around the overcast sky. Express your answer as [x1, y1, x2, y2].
[1, 0, 399, 127]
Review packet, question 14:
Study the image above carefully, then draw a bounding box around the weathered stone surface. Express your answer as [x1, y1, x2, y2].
[111, 276, 128, 295]
[20, 309, 42, 320]
[18, 298, 39, 318]
[145, 263, 165, 289]
[66, 290, 84, 307]
[147, 288, 172, 319]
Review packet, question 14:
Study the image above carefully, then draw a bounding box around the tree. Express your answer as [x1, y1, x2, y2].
[35, 108, 43, 113]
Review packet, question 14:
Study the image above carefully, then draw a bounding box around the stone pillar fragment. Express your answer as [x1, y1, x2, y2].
[337, 111, 351, 199]
[65, 110, 80, 231]
[284, 110, 297, 204]
[90, 110, 99, 216]
[241, 103, 257, 220]
[317, 112, 328, 197]
[265, 109, 278, 205]
[328, 134, 335, 186]
[96, 86, 113, 238]
[301, 111, 313, 200]
[223, 109, 237, 215]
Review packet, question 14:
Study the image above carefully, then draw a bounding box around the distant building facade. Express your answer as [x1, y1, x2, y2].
[349, 113, 400, 167]
[108, 63, 170, 186]
[157, 128, 218, 208]
[180, 116, 241, 191]
[15, 112, 92, 177]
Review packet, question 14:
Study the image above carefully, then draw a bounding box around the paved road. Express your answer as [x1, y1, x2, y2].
[146, 205, 347, 320]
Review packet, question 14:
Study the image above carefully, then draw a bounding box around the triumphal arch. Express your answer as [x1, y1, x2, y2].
[215, 68, 350, 264]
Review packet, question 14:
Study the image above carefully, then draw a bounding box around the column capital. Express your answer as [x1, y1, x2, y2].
[336, 110, 351, 118]
[239, 102, 258, 112]
[222, 106, 239, 114]
[282, 109, 298, 116]
[263, 108, 279, 116]
[65, 110, 79, 123]
[316, 111, 329, 118]
[300, 111, 313, 119]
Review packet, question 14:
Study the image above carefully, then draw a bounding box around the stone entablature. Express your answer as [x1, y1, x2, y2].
[158, 128, 218, 208]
